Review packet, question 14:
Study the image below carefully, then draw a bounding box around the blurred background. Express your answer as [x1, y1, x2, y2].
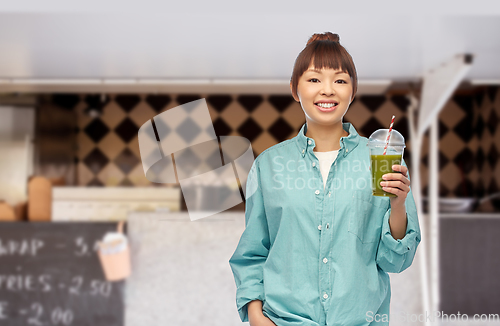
[0, 1, 499, 325]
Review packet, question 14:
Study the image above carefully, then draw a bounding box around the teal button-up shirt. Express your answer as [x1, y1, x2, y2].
[229, 122, 421, 326]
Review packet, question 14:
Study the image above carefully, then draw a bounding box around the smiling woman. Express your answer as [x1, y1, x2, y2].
[229, 32, 421, 326]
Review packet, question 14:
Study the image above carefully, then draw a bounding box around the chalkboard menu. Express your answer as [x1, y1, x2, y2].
[440, 216, 500, 315]
[0, 222, 124, 326]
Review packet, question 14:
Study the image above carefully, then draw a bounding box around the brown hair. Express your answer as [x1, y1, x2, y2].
[290, 32, 358, 102]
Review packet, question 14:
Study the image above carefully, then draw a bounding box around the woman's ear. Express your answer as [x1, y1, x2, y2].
[350, 94, 356, 105]
[290, 82, 300, 102]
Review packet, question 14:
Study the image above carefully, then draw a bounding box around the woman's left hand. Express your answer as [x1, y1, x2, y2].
[380, 164, 410, 208]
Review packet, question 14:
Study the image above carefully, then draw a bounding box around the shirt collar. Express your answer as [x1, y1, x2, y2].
[294, 121, 360, 158]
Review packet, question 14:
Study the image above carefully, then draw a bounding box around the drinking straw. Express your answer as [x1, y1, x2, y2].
[382, 115, 395, 155]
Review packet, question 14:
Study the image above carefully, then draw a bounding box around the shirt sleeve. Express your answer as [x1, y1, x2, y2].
[375, 158, 422, 274]
[228, 159, 270, 322]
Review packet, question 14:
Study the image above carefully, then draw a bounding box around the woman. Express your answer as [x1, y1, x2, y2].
[229, 32, 421, 326]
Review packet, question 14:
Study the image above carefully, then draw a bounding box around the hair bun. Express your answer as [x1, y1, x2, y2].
[306, 32, 340, 46]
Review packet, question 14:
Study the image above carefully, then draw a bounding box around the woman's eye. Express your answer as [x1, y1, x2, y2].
[336, 80, 346, 84]
[308, 78, 319, 83]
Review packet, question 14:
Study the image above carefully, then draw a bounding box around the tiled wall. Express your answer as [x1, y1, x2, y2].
[39, 86, 500, 206]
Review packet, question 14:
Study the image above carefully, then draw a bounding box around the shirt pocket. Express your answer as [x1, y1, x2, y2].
[348, 190, 389, 244]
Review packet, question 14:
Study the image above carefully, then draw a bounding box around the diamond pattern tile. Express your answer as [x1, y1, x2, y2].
[486, 86, 498, 103]
[344, 102, 372, 129]
[476, 147, 485, 171]
[359, 95, 386, 113]
[476, 114, 485, 139]
[390, 95, 410, 113]
[421, 181, 450, 197]
[440, 101, 466, 129]
[282, 103, 305, 130]
[212, 117, 232, 136]
[174, 147, 202, 179]
[175, 117, 201, 143]
[115, 148, 140, 174]
[207, 95, 233, 112]
[488, 178, 499, 194]
[421, 151, 449, 170]
[237, 95, 263, 113]
[476, 179, 486, 198]
[97, 163, 125, 186]
[268, 95, 294, 113]
[100, 101, 127, 129]
[268, 117, 294, 142]
[404, 150, 412, 170]
[487, 110, 498, 134]
[237, 117, 263, 142]
[453, 94, 474, 118]
[440, 132, 466, 160]
[87, 178, 104, 186]
[83, 148, 109, 174]
[128, 135, 141, 161]
[78, 162, 95, 186]
[474, 92, 483, 109]
[453, 147, 475, 174]
[129, 102, 156, 127]
[120, 178, 134, 187]
[115, 95, 141, 113]
[152, 117, 170, 141]
[251, 103, 280, 130]
[77, 132, 96, 160]
[487, 144, 498, 169]
[176, 94, 201, 106]
[128, 164, 151, 186]
[453, 115, 475, 142]
[146, 95, 172, 112]
[115, 117, 139, 143]
[98, 132, 126, 161]
[373, 101, 401, 125]
[392, 116, 411, 142]
[251, 131, 277, 155]
[84, 119, 110, 143]
[453, 177, 475, 197]
[359, 117, 384, 138]
[440, 162, 462, 191]
[220, 103, 249, 129]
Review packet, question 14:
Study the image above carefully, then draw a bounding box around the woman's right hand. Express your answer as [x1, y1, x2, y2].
[248, 300, 277, 326]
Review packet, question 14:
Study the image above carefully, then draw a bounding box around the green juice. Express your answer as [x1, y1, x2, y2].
[371, 154, 402, 197]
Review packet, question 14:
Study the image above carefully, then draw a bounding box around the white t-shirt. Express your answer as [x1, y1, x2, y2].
[313, 150, 339, 190]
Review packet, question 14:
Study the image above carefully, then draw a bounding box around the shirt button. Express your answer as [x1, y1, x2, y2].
[323, 258, 328, 263]
[302, 149, 305, 154]
[326, 223, 329, 229]
[323, 293, 328, 299]
[318, 225, 322, 230]
[308, 140, 312, 145]
[346, 148, 349, 152]
[315, 190, 320, 195]
[312, 162, 316, 167]
[328, 191, 331, 197]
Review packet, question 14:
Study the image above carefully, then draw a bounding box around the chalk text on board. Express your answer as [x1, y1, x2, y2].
[0, 238, 44, 256]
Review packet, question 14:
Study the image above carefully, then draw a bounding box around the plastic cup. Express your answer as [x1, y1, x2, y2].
[367, 129, 406, 197]
[97, 231, 131, 281]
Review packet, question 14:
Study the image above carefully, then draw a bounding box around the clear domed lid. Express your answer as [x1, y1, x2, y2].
[368, 129, 406, 147]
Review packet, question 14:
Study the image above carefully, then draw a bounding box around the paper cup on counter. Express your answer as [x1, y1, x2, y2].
[97, 221, 131, 281]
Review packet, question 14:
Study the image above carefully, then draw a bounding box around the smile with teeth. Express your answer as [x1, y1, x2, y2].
[316, 102, 338, 108]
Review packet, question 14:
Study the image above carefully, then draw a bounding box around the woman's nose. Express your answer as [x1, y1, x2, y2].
[320, 83, 335, 95]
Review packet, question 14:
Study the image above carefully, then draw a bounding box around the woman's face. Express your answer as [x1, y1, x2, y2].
[291, 64, 353, 127]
